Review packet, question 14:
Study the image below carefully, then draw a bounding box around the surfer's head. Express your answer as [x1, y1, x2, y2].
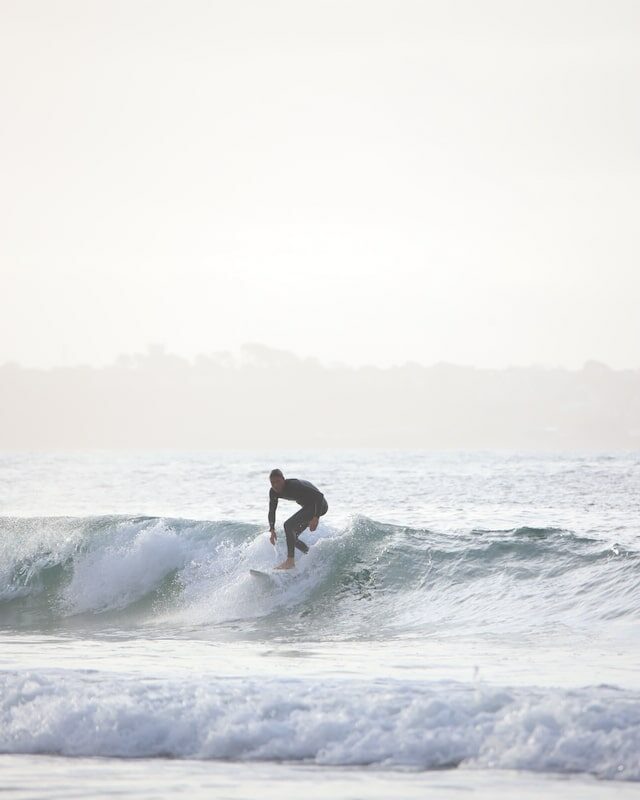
[270, 468, 285, 493]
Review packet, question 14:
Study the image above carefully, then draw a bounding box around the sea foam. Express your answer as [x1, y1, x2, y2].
[0, 670, 638, 781]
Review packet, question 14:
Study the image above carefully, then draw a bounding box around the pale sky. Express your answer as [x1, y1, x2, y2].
[1, 0, 639, 369]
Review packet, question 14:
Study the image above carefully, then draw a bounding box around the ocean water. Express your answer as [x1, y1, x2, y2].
[1, 450, 639, 798]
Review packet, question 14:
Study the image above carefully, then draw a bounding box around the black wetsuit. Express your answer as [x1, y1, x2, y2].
[268, 478, 329, 558]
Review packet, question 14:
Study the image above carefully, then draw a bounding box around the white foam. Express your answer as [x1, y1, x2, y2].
[0, 671, 638, 781]
[162, 522, 339, 626]
[61, 519, 196, 614]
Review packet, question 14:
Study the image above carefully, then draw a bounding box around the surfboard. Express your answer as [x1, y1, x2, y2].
[249, 568, 276, 581]
[250, 568, 295, 583]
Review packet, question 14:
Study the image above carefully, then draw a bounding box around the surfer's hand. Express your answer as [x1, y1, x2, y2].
[309, 516, 319, 532]
[269, 529, 277, 545]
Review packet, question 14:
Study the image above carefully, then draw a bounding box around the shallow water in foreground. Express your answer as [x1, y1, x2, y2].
[3, 756, 640, 800]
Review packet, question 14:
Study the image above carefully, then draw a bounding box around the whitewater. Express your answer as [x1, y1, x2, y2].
[1, 450, 639, 799]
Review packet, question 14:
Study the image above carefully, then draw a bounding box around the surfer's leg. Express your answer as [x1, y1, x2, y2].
[284, 506, 315, 558]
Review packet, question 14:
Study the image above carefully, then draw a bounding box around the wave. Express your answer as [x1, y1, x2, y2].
[1, 669, 638, 780]
[0, 515, 637, 635]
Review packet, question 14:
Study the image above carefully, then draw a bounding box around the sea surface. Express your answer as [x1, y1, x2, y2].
[1, 450, 639, 799]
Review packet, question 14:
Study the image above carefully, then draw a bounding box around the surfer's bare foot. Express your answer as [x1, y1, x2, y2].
[275, 557, 295, 570]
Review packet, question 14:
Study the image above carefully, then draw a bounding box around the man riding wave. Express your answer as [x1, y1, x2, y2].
[268, 468, 329, 570]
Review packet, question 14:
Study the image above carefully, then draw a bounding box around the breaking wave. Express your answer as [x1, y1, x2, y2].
[1, 669, 639, 780]
[0, 515, 637, 636]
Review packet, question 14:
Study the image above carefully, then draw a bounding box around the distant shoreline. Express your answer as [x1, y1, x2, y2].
[1, 348, 638, 449]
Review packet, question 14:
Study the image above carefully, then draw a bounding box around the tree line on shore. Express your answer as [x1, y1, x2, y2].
[1, 344, 638, 449]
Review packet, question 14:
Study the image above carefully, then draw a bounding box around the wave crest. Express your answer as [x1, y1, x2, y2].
[0, 515, 637, 634]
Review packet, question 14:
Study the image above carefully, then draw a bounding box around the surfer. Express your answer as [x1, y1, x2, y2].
[268, 468, 328, 570]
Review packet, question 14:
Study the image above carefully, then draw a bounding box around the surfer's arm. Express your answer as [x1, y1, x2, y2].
[268, 489, 278, 531]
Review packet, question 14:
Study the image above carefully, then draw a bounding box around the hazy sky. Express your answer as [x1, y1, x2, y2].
[2, 0, 639, 369]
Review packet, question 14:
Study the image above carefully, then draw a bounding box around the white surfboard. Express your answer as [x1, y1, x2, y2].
[249, 568, 296, 583]
[249, 568, 277, 582]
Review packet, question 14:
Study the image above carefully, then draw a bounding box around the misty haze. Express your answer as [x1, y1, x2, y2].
[2, 344, 638, 449]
